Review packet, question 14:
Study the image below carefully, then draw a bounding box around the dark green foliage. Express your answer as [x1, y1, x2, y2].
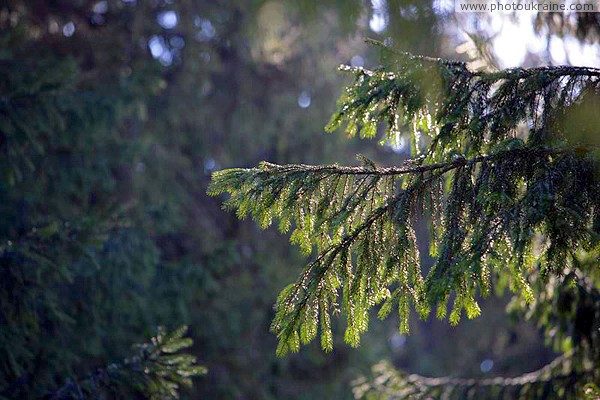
[0, 31, 205, 398]
[24, 326, 205, 400]
[210, 44, 600, 397]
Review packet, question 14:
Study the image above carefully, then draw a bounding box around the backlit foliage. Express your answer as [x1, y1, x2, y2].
[209, 44, 600, 361]
[47, 326, 206, 400]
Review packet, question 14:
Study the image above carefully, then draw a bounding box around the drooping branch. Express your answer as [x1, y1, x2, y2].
[209, 49, 600, 356]
[328, 44, 600, 162]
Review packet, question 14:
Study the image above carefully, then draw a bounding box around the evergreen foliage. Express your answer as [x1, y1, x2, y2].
[19, 326, 205, 400]
[352, 354, 593, 399]
[353, 247, 599, 399]
[0, 29, 205, 398]
[210, 43, 600, 397]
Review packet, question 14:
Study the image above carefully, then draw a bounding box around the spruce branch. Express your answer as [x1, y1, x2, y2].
[44, 326, 206, 400]
[209, 50, 600, 356]
[260, 146, 575, 178]
[352, 354, 597, 400]
[328, 46, 600, 160]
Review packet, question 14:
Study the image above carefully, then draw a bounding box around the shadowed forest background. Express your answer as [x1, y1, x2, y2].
[1, 1, 599, 399]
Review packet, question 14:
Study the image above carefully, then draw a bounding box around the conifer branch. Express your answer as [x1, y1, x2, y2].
[209, 49, 600, 356]
[260, 146, 575, 177]
[44, 326, 206, 400]
[353, 354, 596, 400]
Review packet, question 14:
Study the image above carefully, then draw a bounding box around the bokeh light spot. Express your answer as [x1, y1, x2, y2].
[350, 55, 365, 67]
[297, 91, 311, 108]
[157, 11, 178, 29]
[480, 359, 494, 373]
[62, 22, 75, 37]
[369, 0, 388, 33]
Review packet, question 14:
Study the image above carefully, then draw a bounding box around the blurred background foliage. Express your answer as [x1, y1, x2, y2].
[0, 0, 597, 399]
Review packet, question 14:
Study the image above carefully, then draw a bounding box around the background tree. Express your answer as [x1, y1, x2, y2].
[0, 24, 206, 399]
